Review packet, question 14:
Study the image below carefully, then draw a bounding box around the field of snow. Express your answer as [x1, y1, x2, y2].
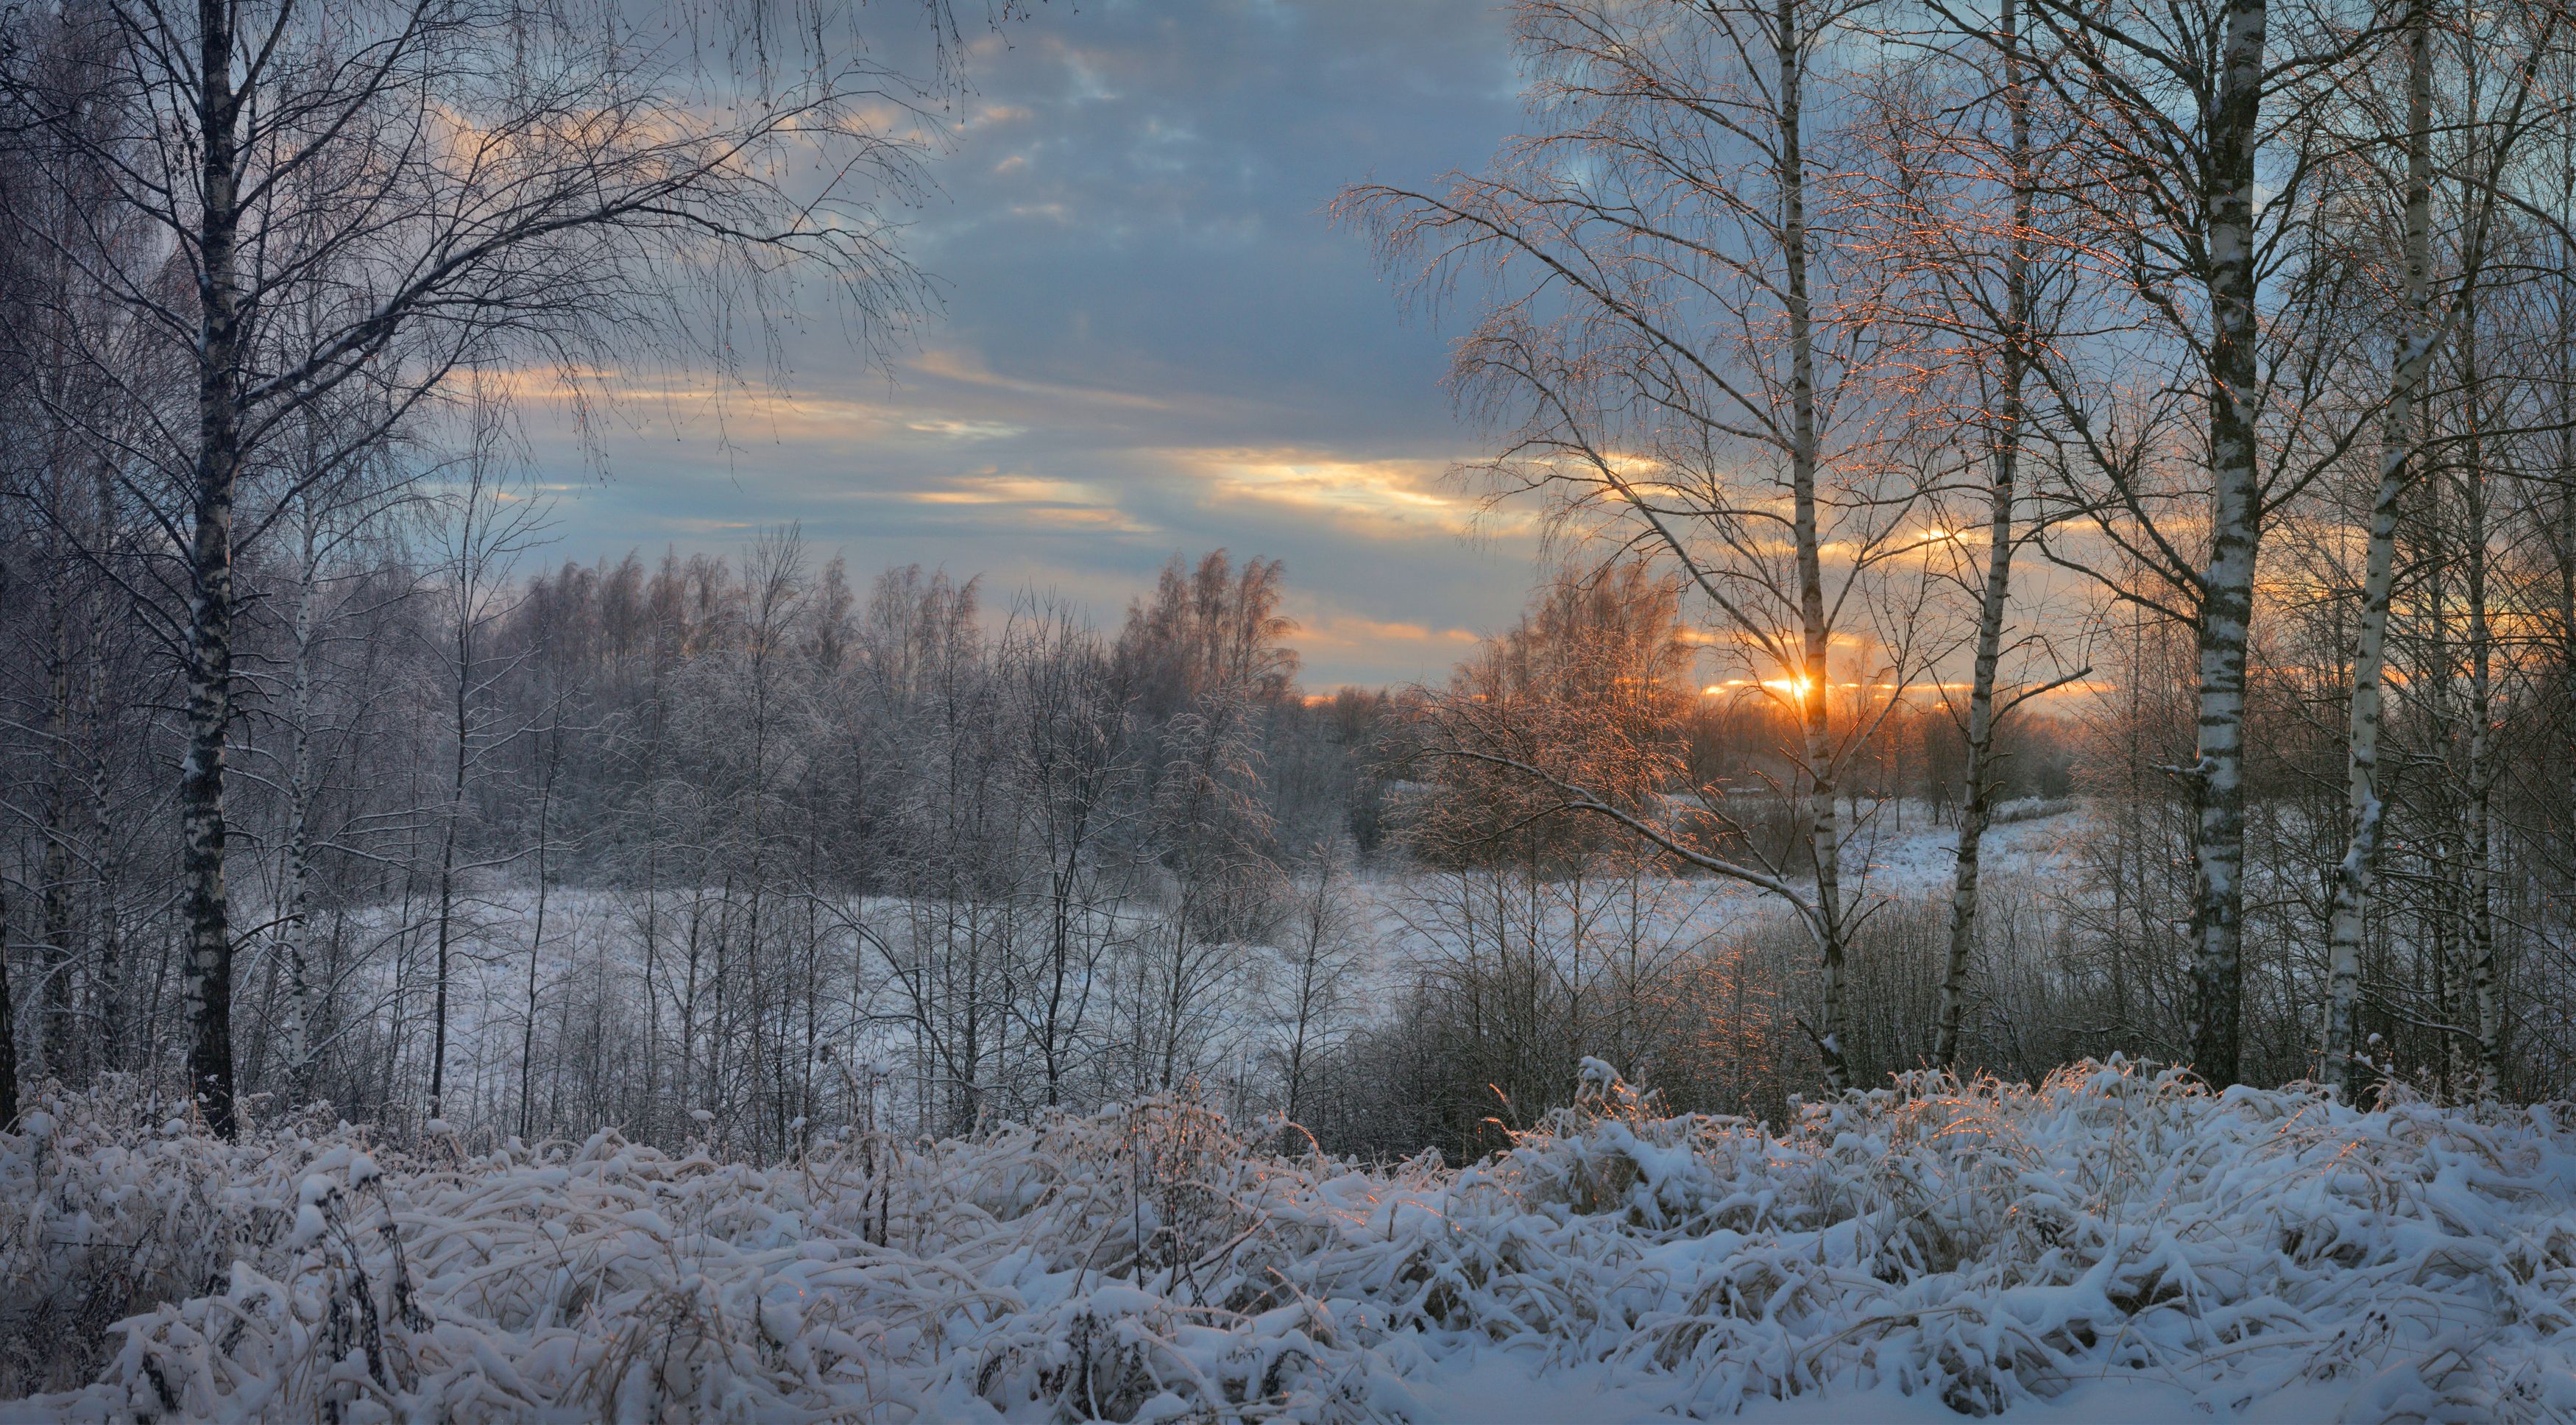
[1348, 797, 2084, 991]
[254, 797, 2090, 1148]
[5, 1056, 2572, 1422]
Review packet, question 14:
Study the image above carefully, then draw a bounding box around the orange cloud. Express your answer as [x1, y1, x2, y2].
[1292, 611, 1482, 653]
[905, 472, 1153, 534]
[1169, 448, 1532, 537]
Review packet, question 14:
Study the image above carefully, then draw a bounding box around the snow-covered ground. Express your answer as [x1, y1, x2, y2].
[6, 1056, 2570, 1421]
[1353, 797, 2085, 958]
[1841, 797, 2085, 897]
[264, 798, 2092, 1145]
[1356, 797, 2086, 939]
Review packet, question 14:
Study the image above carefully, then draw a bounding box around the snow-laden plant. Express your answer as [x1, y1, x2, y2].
[9, 1061, 2576, 1420]
[0, 1076, 322, 1397]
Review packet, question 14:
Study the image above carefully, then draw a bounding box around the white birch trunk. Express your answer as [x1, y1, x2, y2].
[2185, 0, 2271, 1088]
[1775, 0, 1852, 1093]
[1936, 0, 2033, 1070]
[2324, 4, 2435, 1096]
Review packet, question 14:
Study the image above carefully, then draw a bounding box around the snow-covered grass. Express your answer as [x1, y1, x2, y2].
[6, 1058, 2573, 1421]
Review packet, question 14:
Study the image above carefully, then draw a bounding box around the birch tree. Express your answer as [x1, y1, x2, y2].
[1866, 0, 2088, 1069]
[1978, 0, 2392, 1084]
[2319, 0, 2559, 1095]
[1274, 841, 1365, 1125]
[1, 0, 955, 1136]
[2322, 0, 2441, 1097]
[421, 412, 545, 1125]
[1345, 0, 1932, 1089]
[1002, 602, 1130, 1108]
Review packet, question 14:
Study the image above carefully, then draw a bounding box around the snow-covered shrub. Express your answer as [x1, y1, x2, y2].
[0, 1078, 338, 1397]
[10, 1060, 2576, 1420]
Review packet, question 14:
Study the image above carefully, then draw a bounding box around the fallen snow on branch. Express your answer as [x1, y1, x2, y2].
[5, 1061, 2575, 1421]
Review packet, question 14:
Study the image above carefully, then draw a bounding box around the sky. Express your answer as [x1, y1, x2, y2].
[531, 0, 1540, 690]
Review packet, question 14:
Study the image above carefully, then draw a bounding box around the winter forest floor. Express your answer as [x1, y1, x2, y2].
[4, 1061, 2573, 1422]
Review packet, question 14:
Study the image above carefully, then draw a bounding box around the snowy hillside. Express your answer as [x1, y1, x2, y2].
[6, 1060, 2572, 1421]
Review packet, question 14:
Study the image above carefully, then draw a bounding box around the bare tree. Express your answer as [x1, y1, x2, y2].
[1345, 0, 1935, 1089]
[421, 404, 545, 1125]
[514, 673, 571, 1140]
[2323, 0, 2444, 1097]
[2322, 0, 2563, 1097]
[250, 372, 411, 1104]
[1119, 554, 1295, 1093]
[1862, 0, 2090, 1068]
[1275, 841, 1365, 1126]
[1956, 0, 2393, 1084]
[1002, 601, 1130, 1108]
[2, 0, 956, 1135]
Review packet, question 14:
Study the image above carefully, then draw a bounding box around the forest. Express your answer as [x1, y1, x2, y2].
[8, 0, 2576, 1416]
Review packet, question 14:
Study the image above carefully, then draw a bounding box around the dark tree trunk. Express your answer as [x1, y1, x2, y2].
[182, 0, 244, 1136]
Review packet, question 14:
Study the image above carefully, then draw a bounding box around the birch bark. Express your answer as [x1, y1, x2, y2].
[181, 0, 244, 1134]
[1936, 0, 2034, 1069]
[2184, 0, 2272, 1088]
[1776, 0, 1853, 1092]
[2324, 1, 2435, 1096]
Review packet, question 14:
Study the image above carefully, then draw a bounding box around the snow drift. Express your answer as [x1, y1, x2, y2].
[4, 1061, 2574, 1421]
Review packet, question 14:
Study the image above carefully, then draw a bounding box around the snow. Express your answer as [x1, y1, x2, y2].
[255, 801, 2084, 1155]
[1354, 799, 2083, 963]
[1410, 1356, 2356, 1422]
[5, 1058, 2572, 1421]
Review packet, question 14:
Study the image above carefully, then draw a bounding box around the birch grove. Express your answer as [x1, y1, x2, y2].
[7, 0, 2576, 1165]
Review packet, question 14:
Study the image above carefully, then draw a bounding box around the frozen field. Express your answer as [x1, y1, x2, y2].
[264, 797, 2090, 1150]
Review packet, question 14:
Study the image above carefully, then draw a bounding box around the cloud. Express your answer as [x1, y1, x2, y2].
[1295, 611, 1483, 651]
[523, 0, 1535, 687]
[1280, 606, 1490, 692]
[907, 348, 1178, 415]
[902, 417, 1027, 440]
[1175, 449, 1478, 534]
[901, 471, 1154, 533]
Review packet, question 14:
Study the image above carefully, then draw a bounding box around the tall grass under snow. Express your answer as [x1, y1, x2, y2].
[4, 1062, 2574, 1421]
